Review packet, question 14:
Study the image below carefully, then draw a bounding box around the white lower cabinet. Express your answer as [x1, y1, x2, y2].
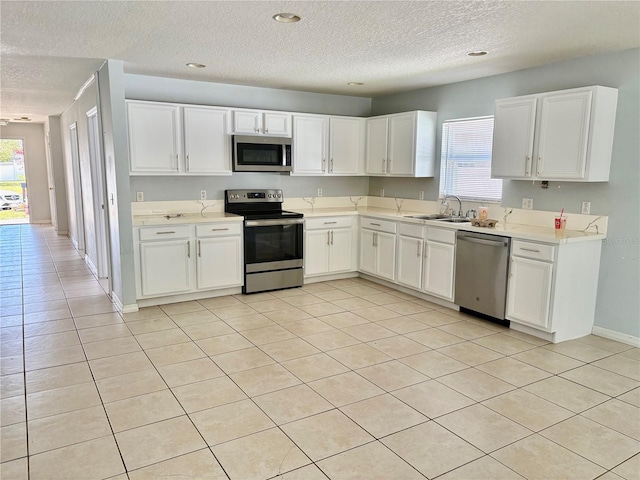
[304, 217, 356, 277]
[359, 218, 397, 282]
[507, 255, 553, 329]
[396, 223, 425, 290]
[422, 227, 456, 301]
[135, 222, 243, 300]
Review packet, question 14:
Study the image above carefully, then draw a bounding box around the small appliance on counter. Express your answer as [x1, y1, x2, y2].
[225, 189, 303, 294]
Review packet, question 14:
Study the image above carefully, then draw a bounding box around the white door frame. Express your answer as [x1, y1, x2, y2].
[69, 123, 85, 252]
[44, 131, 58, 230]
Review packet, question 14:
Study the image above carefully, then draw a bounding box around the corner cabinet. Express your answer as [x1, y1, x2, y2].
[304, 216, 357, 277]
[134, 222, 243, 301]
[127, 100, 231, 175]
[365, 111, 437, 177]
[292, 115, 365, 175]
[491, 86, 618, 182]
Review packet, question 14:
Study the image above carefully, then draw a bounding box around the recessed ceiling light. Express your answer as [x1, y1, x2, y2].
[273, 13, 301, 23]
[347, 82, 364, 86]
[186, 63, 206, 69]
[467, 51, 488, 57]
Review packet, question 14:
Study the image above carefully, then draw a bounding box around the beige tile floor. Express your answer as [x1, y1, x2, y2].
[1, 224, 639, 480]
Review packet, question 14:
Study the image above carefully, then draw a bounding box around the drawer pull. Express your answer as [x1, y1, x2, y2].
[323, 221, 337, 225]
[370, 223, 381, 226]
[187, 240, 191, 258]
[210, 228, 229, 231]
[520, 247, 541, 253]
[197, 240, 201, 257]
[156, 231, 176, 235]
[330, 231, 334, 245]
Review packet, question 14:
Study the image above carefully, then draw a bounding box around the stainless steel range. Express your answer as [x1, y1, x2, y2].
[225, 189, 304, 294]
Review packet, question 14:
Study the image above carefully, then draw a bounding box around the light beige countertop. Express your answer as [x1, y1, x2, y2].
[292, 207, 605, 245]
[132, 212, 243, 227]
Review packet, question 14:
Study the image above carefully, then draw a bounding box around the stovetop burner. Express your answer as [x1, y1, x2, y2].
[224, 189, 303, 220]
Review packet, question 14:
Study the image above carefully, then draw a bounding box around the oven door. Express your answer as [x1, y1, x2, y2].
[244, 218, 303, 273]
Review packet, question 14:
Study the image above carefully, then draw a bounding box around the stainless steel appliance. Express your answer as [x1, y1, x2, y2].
[232, 135, 292, 172]
[225, 189, 303, 293]
[455, 231, 511, 320]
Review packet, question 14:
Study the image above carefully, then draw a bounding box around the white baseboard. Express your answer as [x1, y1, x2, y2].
[592, 326, 640, 347]
[121, 303, 139, 314]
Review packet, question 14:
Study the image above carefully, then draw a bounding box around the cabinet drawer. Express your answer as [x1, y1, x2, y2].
[361, 217, 397, 234]
[398, 222, 425, 238]
[305, 216, 353, 230]
[427, 227, 455, 244]
[139, 225, 192, 241]
[196, 223, 242, 238]
[512, 240, 555, 262]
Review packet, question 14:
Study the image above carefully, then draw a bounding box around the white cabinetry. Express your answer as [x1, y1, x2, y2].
[135, 222, 243, 301]
[396, 223, 425, 290]
[365, 111, 437, 177]
[422, 227, 456, 301]
[127, 100, 231, 175]
[292, 115, 365, 175]
[492, 86, 618, 181]
[359, 218, 396, 281]
[506, 239, 602, 342]
[232, 109, 292, 137]
[304, 217, 356, 277]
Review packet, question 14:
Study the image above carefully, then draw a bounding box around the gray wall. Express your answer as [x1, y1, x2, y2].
[0, 123, 51, 223]
[371, 48, 640, 338]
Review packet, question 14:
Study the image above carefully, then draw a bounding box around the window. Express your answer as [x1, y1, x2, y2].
[439, 116, 502, 202]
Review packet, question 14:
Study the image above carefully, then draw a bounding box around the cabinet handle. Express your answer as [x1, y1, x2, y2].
[186, 154, 190, 172]
[327, 231, 331, 245]
[370, 223, 381, 226]
[187, 240, 191, 258]
[525, 155, 531, 176]
[197, 239, 201, 257]
[520, 247, 541, 253]
[417, 241, 421, 257]
[323, 221, 337, 225]
[156, 231, 176, 235]
[210, 228, 229, 231]
[424, 243, 428, 257]
[265, 128, 269, 134]
[382, 159, 386, 173]
[330, 230, 334, 245]
[373, 232, 378, 247]
[537, 156, 543, 176]
[330, 158, 334, 173]
[176, 154, 179, 171]
[322, 158, 326, 173]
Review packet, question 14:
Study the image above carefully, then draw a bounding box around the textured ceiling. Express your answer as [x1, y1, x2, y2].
[1, 1, 639, 123]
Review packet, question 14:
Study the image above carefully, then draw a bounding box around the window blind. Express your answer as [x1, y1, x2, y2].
[439, 116, 502, 202]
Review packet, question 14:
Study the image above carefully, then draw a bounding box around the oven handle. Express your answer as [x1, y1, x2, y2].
[245, 218, 304, 227]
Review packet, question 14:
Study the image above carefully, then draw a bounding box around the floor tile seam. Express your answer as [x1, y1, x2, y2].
[468, 338, 540, 357]
[472, 362, 553, 389]
[569, 359, 640, 384]
[429, 345, 506, 369]
[26, 429, 116, 458]
[576, 408, 640, 442]
[556, 366, 639, 397]
[540, 344, 622, 364]
[520, 374, 614, 414]
[123, 446, 228, 479]
[430, 452, 519, 480]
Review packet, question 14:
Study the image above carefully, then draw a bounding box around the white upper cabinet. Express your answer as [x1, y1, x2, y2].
[292, 114, 365, 175]
[365, 111, 437, 177]
[491, 86, 618, 182]
[183, 107, 231, 175]
[128, 101, 181, 173]
[127, 100, 231, 175]
[232, 109, 292, 137]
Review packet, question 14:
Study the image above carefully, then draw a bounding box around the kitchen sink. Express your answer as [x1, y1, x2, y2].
[435, 217, 471, 223]
[404, 214, 450, 220]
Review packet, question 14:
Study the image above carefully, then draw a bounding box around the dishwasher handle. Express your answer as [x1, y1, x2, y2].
[457, 234, 509, 248]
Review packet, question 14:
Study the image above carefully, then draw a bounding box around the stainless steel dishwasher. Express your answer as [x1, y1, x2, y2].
[455, 231, 511, 320]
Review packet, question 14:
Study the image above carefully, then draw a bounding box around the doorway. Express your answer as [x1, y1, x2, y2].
[0, 138, 29, 225]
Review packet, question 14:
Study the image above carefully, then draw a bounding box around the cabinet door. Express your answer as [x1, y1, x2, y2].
[397, 235, 423, 289]
[328, 228, 354, 273]
[359, 229, 377, 275]
[365, 117, 389, 174]
[264, 112, 291, 136]
[492, 97, 537, 178]
[183, 107, 230, 174]
[128, 102, 180, 173]
[196, 236, 242, 290]
[388, 113, 416, 176]
[233, 110, 261, 134]
[292, 115, 328, 174]
[304, 229, 330, 276]
[423, 241, 455, 300]
[536, 90, 592, 179]
[140, 240, 191, 296]
[329, 117, 364, 175]
[376, 231, 397, 281]
[506, 256, 553, 329]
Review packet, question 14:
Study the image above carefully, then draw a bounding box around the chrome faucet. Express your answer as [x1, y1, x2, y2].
[443, 195, 463, 217]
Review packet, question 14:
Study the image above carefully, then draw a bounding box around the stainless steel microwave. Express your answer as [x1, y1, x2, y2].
[232, 135, 292, 172]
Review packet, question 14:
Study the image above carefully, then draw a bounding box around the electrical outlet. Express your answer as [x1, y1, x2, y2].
[419, 191, 424, 200]
[581, 201, 591, 214]
[522, 198, 533, 210]
[317, 188, 323, 197]
[380, 189, 385, 197]
[200, 190, 207, 200]
[136, 191, 144, 202]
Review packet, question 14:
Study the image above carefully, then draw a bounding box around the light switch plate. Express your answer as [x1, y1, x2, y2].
[200, 190, 207, 200]
[136, 191, 144, 202]
[522, 198, 533, 210]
